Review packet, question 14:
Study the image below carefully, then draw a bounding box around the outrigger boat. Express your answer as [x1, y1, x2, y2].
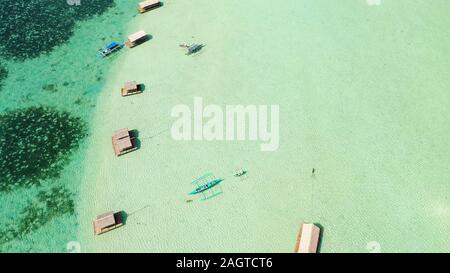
[234, 168, 247, 177]
[179, 43, 204, 55]
[189, 178, 223, 195]
[97, 42, 123, 58]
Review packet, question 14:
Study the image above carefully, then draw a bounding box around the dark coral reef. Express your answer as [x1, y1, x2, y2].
[0, 0, 115, 60]
[0, 186, 75, 245]
[0, 63, 7, 90]
[0, 107, 87, 192]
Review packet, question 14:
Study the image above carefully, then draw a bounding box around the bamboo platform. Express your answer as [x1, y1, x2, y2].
[138, 0, 162, 13]
[294, 223, 321, 253]
[93, 211, 124, 235]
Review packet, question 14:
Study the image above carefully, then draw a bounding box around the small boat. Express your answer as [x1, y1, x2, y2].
[234, 168, 246, 177]
[189, 178, 223, 195]
[179, 43, 204, 55]
[97, 42, 123, 58]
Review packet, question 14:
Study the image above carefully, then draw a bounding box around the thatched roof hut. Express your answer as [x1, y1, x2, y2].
[138, 0, 162, 13]
[112, 128, 138, 156]
[294, 223, 321, 253]
[93, 211, 124, 235]
[126, 30, 148, 48]
[121, 81, 142, 97]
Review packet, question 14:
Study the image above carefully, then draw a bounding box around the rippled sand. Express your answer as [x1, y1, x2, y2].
[75, 0, 449, 253]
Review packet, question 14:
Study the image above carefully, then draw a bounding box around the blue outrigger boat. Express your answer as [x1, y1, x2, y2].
[189, 178, 223, 195]
[97, 42, 124, 58]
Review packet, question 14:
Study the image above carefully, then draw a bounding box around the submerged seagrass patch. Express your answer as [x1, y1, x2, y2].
[0, 107, 87, 192]
[0, 63, 7, 90]
[0, 0, 115, 60]
[0, 186, 75, 246]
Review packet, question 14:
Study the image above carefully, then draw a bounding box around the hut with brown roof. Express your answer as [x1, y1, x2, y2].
[93, 211, 124, 235]
[138, 0, 162, 13]
[112, 128, 138, 156]
[121, 81, 142, 97]
[294, 223, 321, 253]
[125, 30, 148, 48]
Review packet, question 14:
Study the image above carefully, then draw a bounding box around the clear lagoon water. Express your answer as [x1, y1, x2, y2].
[1, 0, 449, 252]
[0, 0, 137, 252]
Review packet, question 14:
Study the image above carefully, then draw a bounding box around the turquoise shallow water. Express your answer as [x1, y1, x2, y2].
[1, 0, 449, 252]
[0, 1, 137, 252]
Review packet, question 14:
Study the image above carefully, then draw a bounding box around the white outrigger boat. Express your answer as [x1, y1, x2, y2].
[179, 43, 204, 55]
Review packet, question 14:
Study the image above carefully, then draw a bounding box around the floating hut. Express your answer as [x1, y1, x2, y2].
[138, 0, 162, 13]
[93, 211, 124, 235]
[121, 81, 142, 97]
[125, 30, 148, 48]
[294, 223, 321, 253]
[112, 128, 138, 156]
